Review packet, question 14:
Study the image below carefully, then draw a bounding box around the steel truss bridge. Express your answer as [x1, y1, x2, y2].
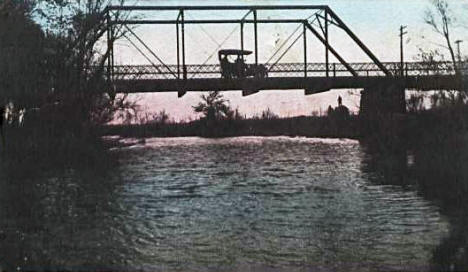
[104, 5, 467, 96]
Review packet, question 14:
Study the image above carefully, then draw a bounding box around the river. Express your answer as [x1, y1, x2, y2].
[0, 136, 454, 271]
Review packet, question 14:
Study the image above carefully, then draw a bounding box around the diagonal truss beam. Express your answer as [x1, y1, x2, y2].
[268, 31, 304, 72]
[107, 5, 390, 79]
[123, 24, 177, 78]
[122, 33, 165, 77]
[241, 9, 253, 21]
[316, 13, 325, 36]
[316, 14, 341, 29]
[265, 13, 320, 68]
[326, 8, 391, 76]
[304, 22, 358, 77]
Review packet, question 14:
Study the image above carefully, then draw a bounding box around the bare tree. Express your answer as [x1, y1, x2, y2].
[424, 0, 459, 74]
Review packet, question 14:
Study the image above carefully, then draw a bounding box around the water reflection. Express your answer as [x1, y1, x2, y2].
[0, 166, 128, 271]
[359, 142, 468, 271]
[0, 136, 458, 271]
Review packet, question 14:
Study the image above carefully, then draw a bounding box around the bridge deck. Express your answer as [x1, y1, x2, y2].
[110, 62, 467, 94]
[113, 76, 464, 94]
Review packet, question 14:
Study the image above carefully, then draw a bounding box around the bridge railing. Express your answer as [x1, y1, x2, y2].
[111, 61, 466, 80]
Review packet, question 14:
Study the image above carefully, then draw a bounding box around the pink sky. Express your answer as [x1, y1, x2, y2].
[132, 89, 361, 122]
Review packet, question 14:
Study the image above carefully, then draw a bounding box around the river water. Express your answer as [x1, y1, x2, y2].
[0, 136, 452, 271]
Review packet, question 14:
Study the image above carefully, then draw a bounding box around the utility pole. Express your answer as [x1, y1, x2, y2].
[399, 25, 407, 77]
[455, 40, 463, 64]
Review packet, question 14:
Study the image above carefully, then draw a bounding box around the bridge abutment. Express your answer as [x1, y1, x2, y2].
[359, 81, 406, 146]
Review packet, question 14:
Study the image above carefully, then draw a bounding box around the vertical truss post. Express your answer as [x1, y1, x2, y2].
[240, 9, 252, 65]
[324, 9, 329, 77]
[253, 9, 258, 67]
[303, 21, 307, 78]
[181, 9, 186, 80]
[240, 22, 244, 62]
[176, 11, 180, 79]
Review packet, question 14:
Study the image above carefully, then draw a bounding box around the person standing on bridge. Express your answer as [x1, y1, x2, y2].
[338, 96, 343, 107]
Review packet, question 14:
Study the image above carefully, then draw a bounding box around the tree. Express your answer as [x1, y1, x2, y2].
[261, 108, 279, 120]
[424, 0, 459, 74]
[193, 91, 232, 122]
[0, 0, 136, 128]
[0, 0, 142, 130]
[37, 0, 133, 126]
[407, 94, 425, 113]
[145, 110, 169, 125]
[0, 0, 47, 110]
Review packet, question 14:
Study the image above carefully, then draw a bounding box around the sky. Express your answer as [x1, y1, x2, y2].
[110, 0, 468, 122]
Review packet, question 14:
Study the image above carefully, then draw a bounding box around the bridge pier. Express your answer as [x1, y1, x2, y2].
[359, 80, 406, 146]
[359, 81, 406, 117]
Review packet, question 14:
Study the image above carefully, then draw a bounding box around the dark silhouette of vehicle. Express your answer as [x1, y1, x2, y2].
[218, 49, 268, 79]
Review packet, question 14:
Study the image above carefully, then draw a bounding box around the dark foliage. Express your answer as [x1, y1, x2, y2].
[101, 114, 360, 139]
[0, 0, 130, 175]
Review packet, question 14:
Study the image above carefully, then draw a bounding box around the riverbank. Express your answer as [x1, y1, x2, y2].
[0, 124, 118, 179]
[101, 115, 361, 139]
[361, 103, 468, 271]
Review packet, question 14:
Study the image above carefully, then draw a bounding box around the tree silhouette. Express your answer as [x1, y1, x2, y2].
[424, 0, 460, 75]
[0, 0, 46, 110]
[193, 91, 232, 122]
[37, 0, 133, 126]
[261, 108, 279, 120]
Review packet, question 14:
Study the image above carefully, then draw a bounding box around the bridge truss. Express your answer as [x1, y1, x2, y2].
[103, 5, 466, 95]
[112, 61, 463, 81]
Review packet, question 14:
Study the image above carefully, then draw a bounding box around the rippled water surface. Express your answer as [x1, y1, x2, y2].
[0, 137, 450, 271]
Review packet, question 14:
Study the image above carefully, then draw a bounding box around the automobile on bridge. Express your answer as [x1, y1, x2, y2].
[218, 49, 268, 79]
